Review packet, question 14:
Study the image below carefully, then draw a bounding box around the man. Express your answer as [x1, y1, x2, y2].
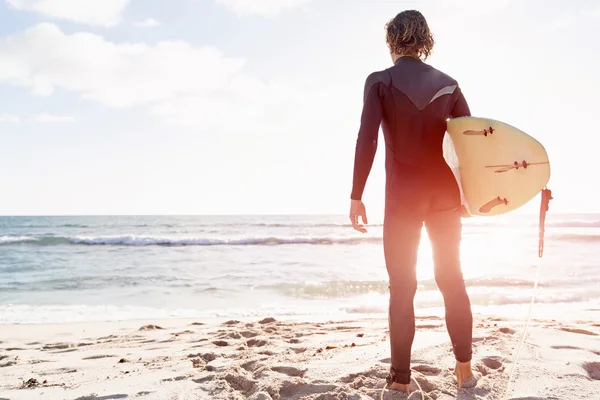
[348, 10, 477, 393]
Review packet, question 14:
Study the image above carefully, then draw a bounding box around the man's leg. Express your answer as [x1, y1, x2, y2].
[383, 198, 425, 386]
[425, 202, 473, 364]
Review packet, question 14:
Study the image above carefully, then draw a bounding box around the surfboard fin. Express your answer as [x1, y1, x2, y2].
[478, 196, 509, 213]
[462, 127, 495, 136]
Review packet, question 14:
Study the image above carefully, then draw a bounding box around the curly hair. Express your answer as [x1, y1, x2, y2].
[385, 10, 435, 60]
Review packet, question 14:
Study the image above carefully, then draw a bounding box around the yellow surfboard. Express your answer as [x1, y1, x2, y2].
[443, 117, 551, 217]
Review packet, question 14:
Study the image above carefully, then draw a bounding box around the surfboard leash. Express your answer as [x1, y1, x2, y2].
[503, 187, 553, 400]
[538, 187, 553, 258]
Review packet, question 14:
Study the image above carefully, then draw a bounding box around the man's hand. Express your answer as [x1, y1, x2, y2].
[349, 199, 368, 233]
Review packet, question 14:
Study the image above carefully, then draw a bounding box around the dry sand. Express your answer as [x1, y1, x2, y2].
[1, 313, 599, 399]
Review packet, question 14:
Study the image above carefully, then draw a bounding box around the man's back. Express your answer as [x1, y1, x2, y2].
[350, 56, 470, 201]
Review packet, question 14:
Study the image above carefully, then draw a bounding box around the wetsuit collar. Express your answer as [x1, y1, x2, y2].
[394, 56, 421, 65]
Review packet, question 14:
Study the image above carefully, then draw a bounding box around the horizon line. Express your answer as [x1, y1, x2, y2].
[0, 212, 595, 218]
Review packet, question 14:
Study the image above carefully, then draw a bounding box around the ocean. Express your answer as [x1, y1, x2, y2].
[1, 214, 599, 325]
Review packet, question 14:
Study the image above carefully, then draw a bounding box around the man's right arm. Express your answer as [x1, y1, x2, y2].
[350, 73, 383, 201]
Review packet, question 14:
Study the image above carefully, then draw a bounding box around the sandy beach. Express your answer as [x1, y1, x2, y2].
[1, 312, 599, 400]
[1, 0, 599, 398]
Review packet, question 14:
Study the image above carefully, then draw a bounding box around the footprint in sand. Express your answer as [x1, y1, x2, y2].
[40, 367, 78, 376]
[29, 360, 50, 365]
[410, 374, 437, 394]
[222, 369, 257, 392]
[220, 331, 242, 340]
[499, 327, 516, 335]
[139, 324, 164, 331]
[0, 360, 17, 368]
[240, 330, 261, 338]
[551, 345, 582, 350]
[247, 338, 268, 347]
[56, 348, 80, 354]
[188, 352, 217, 363]
[481, 356, 504, 370]
[291, 347, 307, 354]
[248, 392, 272, 400]
[161, 375, 192, 382]
[193, 375, 214, 384]
[582, 361, 600, 380]
[279, 380, 337, 398]
[172, 330, 194, 336]
[241, 359, 266, 372]
[560, 327, 598, 336]
[271, 366, 307, 377]
[42, 342, 91, 351]
[412, 365, 442, 375]
[83, 355, 118, 360]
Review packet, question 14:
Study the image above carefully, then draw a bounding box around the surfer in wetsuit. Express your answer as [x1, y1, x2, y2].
[349, 10, 477, 393]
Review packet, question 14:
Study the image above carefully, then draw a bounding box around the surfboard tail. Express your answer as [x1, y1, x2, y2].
[445, 117, 551, 217]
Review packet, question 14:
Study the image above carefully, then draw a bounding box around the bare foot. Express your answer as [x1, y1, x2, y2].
[455, 360, 478, 388]
[387, 382, 410, 394]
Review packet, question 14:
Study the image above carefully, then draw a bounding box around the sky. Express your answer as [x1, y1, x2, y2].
[0, 0, 598, 216]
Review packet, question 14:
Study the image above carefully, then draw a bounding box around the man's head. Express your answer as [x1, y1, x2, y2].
[385, 10, 434, 62]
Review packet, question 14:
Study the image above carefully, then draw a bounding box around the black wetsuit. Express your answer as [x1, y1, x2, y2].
[350, 56, 473, 385]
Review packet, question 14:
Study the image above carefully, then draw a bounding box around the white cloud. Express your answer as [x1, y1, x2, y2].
[0, 24, 246, 108]
[0, 113, 74, 123]
[215, 0, 311, 17]
[32, 112, 75, 123]
[132, 18, 161, 28]
[0, 23, 319, 132]
[0, 114, 21, 123]
[5, 0, 130, 27]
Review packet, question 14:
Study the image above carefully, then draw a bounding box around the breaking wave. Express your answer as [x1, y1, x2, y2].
[0, 234, 383, 247]
[1, 231, 598, 247]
